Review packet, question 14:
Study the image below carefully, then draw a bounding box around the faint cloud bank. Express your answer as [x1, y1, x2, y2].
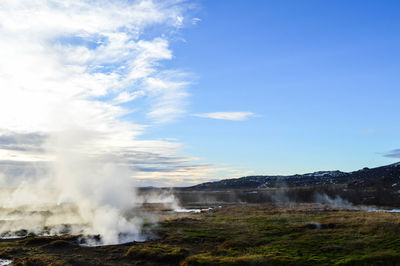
[384, 149, 400, 158]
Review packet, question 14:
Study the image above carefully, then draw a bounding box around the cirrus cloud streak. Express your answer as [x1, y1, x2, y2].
[194, 112, 255, 121]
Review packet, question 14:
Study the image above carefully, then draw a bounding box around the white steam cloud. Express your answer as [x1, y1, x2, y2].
[0, 0, 202, 245]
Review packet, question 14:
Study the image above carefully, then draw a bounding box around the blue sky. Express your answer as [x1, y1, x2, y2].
[0, 0, 399, 187]
[140, 0, 400, 176]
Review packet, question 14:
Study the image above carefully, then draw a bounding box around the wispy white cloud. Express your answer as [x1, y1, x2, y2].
[0, 0, 206, 187]
[192, 18, 201, 25]
[113, 91, 146, 104]
[0, 0, 189, 129]
[194, 112, 255, 121]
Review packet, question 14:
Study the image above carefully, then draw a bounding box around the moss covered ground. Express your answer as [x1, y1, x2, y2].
[1, 203, 400, 265]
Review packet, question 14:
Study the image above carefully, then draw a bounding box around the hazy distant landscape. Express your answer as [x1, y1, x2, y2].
[181, 162, 400, 207]
[1, 162, 400, 264]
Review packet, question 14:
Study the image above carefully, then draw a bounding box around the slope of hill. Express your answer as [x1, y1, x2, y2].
[190, 162, 400, 190]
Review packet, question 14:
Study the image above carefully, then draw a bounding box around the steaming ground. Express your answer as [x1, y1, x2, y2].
[3, 183, 400, 247]
[2, 197, 400, 265]
[0, 187, 184, 245]
[0, 0, 209, 247]
[2, 187, 400, 265]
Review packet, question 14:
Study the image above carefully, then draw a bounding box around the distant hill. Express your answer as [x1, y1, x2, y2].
[189, 162, 400, 190]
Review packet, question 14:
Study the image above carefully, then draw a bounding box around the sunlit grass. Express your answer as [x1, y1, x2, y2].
[1, 203, 400, 265]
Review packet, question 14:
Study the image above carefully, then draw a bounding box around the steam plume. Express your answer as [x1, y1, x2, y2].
[0, 0, 194, 244]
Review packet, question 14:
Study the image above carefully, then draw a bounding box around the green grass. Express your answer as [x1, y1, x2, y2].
[1, 204, 400, 265]
[124, 243, 189, 263]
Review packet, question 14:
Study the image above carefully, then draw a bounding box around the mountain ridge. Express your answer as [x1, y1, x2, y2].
[189, 162, 400, 190]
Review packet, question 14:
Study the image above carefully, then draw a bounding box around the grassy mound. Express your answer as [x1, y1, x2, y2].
[125, 243, 189, 263]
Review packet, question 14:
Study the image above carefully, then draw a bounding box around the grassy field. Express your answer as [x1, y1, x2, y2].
[1, 203, 400, 265]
